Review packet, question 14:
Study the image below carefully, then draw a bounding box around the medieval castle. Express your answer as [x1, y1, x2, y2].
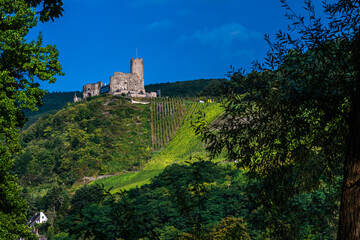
[74, 58, 156, 102]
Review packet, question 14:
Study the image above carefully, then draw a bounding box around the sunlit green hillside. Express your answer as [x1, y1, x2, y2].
[94, 101, 224, 192]
[14, 94, 224, 197]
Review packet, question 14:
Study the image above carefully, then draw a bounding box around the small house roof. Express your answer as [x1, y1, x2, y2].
[27, 213, 40, 225]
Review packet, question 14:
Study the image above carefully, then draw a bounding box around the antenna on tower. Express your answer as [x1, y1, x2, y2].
[136, 48, 138, 58]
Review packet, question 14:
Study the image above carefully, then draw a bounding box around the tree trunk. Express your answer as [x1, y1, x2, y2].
[338, 33, 360, 240]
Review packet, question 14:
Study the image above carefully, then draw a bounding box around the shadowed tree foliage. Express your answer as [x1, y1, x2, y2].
[25, 0, 63, 22]
[57, 162, 252, 240]
[195, 0, 360, 239]
[0, 0, 63, 238]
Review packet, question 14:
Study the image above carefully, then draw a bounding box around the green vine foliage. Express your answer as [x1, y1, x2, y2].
[151, 97, 185, 150]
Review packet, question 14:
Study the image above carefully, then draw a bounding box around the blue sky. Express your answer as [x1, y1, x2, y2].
[30, 0, 324, 92]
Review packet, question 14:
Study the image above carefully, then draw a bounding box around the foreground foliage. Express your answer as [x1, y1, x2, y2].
[55, 162, 251, 239]
[0, 0, 63, 238]
[196, 0, 360, 238]
[30, 161, 339, 240]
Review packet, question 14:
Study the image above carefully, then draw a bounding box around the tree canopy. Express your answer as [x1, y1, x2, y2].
[196, 0, 360, 239]
[0, 0, 63, 238]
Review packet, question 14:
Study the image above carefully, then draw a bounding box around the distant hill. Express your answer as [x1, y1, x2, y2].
[23, 91, 80, 128]
[145, 78, 227, 97]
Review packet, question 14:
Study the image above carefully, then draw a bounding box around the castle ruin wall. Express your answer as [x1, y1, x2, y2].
[109, 72, 145, 95]
[83, 81, 103, 98]
[79, 58, 156, 101]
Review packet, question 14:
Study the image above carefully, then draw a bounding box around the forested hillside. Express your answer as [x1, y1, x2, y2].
[145, 78, 227, 97]
[15, 94, 224, 194]
[14, 95, 153, 194]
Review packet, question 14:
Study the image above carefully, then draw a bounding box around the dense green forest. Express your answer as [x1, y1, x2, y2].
[26, 162, 339, 239]
[52, 162, 251, 239]
[145, 79, 228, 97]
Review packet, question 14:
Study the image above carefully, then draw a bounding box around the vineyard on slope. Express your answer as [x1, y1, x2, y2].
[150, 98, 211, 151]
[94, 100, 224, 192]
[151, 97, 185, 150]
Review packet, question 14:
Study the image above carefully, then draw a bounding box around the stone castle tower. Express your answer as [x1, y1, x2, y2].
[131, 58, 144, 82]
[109, 58, 145, 95]
[75, 57, 156, 102]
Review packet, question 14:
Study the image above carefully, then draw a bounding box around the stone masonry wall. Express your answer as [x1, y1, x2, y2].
[131, 58, 145, 93]
[109, 72, 145, 95]
[80, 58, 155, 101]
[83, 81, 103, 99]
[130, 58, 144, 82]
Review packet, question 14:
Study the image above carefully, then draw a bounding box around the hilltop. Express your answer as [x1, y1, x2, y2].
[23, 79, 227, 129]
[14, 92, 235, 239]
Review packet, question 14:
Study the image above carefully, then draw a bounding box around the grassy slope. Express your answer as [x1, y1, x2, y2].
[94, 102, 224, 192]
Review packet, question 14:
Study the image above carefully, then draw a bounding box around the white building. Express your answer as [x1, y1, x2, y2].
[27, 212, 48, 227]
